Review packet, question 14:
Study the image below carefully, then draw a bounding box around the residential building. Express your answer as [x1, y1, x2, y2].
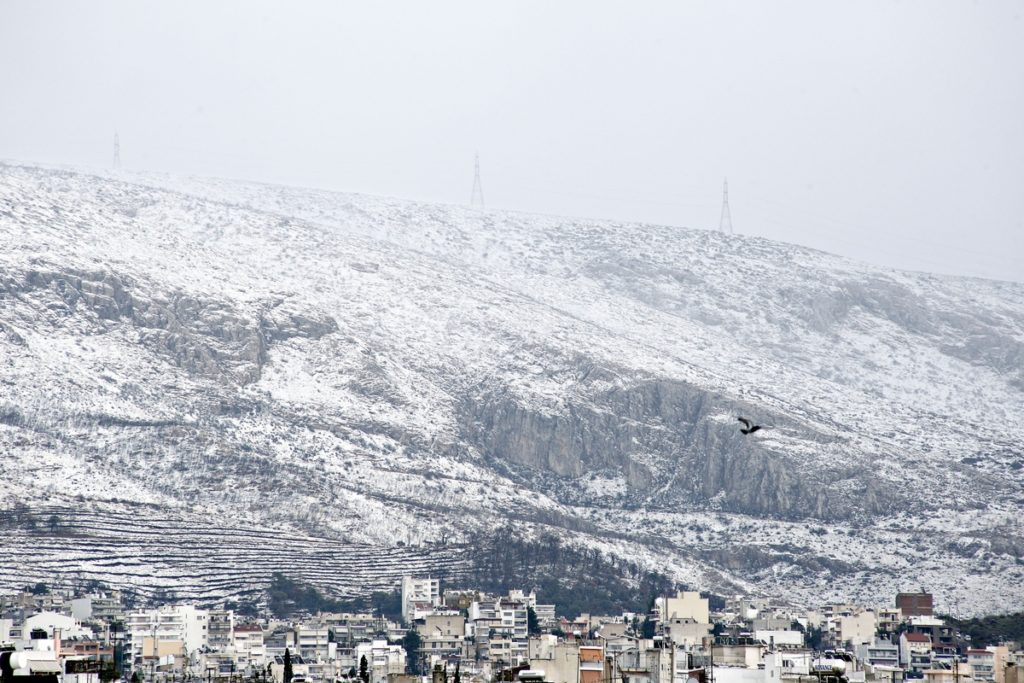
[754, 630, 804, 649]
[598, 622, 628, 640]
[0, 618, 16, 643]
[896, 593, 934, 618]
[822, 604, 859, 620]
[527, 636, 580, 683]
[508, 590, 536, 607]
[875, 608, 903, 638]
[727, 597, 769, 622]
[832, 611, 877, 649]
[354, 639, 406, 683]
[207, 610, 234, 652]
[23, 612, 93, 640]
[124, 604, 208, 668]
[922, 666, 970, 683]
[900, 632, 933, 673]
[932, 643, 959, 669]
[442, 590, 479, 611]
[61, 640, 114, 663]
[971, 650, 998, 682]
[657, 593, 709, 625]
[69, 595, 124, 626]
[416, 613, 467, 666]
[319, 613, 387, 645]
[296, 624, 330, 662]
[988, 647, 1010, 683]
[263, 626, 297, 661]
[232, 624, 266, 666]
[856, 639, 899, 669]
[663, 618, 712, 647]
[579, 645, 604, 683]
[714, 637, 764, 669]
[754, 618, 793, 632]
[533, 604, 557, 630]
[495, 598, 529, 664]
[469, 596, 529, 666]
[401, 577, 440, 624]
[270, 653, 310, 683]
[906, 617, 956, 648]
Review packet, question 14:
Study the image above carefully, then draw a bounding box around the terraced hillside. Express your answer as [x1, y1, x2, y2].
[0, 504, 472, 602]
[0, 161, 1022, 614]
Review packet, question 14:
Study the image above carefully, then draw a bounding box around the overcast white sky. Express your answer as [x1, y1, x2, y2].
[1, 1, 1021, 281]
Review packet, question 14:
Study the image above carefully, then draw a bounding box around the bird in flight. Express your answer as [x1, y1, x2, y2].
[737, 417, 762, 435]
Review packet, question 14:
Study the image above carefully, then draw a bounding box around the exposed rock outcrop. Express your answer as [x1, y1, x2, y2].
[461, 372, 895, 520]
[11, 267, 336, 384]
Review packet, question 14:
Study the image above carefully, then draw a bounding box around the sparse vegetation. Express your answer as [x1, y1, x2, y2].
[945, 611, 1024, 646]
[267, 572, 343, 617]
[461, 527, 680, 617]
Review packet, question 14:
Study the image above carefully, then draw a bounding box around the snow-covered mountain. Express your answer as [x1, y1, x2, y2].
[1, 161, 1022, 614]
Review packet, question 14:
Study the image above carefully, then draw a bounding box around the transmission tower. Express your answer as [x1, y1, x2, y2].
[470, 152, 484, 208]
[719, 177, 733, 234]
[113, 132, 121, 170]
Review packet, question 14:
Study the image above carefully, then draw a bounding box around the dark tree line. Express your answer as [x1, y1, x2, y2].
[268, 572, 345, 617]
[266, 572, 403, 622]
[461, 527, 681, 617]
[945, 611, 1024, 646]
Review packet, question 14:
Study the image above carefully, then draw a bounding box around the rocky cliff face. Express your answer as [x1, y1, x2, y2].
[0, 161, 1021, 613]
[7, 265, 337, 386]
[461, 372, 894, 521]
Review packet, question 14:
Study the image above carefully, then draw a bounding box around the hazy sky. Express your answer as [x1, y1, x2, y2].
[2, 1, 1022, 282]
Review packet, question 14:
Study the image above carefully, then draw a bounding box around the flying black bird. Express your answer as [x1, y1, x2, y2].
[737, 417, 762, 435]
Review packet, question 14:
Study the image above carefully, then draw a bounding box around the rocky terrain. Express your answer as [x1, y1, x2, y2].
[0, 161, 1022, 614]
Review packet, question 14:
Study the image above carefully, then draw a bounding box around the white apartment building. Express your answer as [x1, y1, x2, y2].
[664, 617, 712, 647]
[900, 632, 933, 672]
[830, 610, 878, 648]
[856, 639, 900, 668]
[23, 612, 93, 640]
[657, 592, 710, 625]
[468, 596, 529, 665]
[753, 629, 804, 649]
[69, 595, 124, 624]
[401, 577, 440, 623]
[125, 604, 209, 666]
[354, 639, 406, 683]
[533, 604, 557, 629]
[232, 624, 266, 666]
[493, 598, 529, 665]
[296, 624, 330, 662]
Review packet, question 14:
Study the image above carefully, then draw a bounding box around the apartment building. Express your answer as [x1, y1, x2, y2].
[124, 605, 208, 667]
[401, 577, 440, 623]
[207, 610, 234, 652]
[232, 624, 266, 666]
[856, 639, 900, 668]
[354, 639, 406, 683]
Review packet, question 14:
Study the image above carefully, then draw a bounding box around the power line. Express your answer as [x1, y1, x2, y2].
[470, 152, 484, 208]
[719, 178, 732, 234]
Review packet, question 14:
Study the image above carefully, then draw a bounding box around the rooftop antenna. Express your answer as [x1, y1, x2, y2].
[470, 152, 485, 208]
[719, 178, 732, 234]
[113, 132, 121, 170]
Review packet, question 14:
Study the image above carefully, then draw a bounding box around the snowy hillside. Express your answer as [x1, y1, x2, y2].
[1, 161, 1022, 614]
